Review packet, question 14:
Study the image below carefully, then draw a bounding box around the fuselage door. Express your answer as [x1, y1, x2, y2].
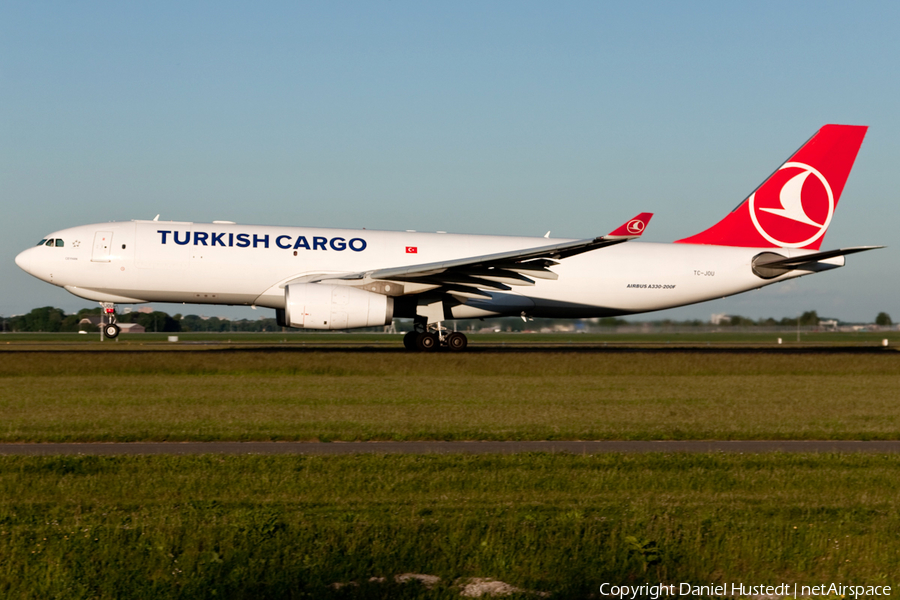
[92, 231, 113, 262]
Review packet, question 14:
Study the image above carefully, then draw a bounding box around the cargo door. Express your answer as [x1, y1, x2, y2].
[91, 231, 113, 262]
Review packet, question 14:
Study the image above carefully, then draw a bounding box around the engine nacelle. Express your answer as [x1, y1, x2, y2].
[284, 283, 394, 330]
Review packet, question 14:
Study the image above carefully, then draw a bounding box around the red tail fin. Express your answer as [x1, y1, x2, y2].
[676, 124, 867, 249]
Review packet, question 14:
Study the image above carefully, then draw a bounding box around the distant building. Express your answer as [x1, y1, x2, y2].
[79, 316, 103, 327]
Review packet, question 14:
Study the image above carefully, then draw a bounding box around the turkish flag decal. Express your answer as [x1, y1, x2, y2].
[405, 246, 417, 253]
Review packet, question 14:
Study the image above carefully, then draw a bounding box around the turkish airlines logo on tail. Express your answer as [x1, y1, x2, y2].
[748, 162, 834, 248]
[626, 219, 645, 235]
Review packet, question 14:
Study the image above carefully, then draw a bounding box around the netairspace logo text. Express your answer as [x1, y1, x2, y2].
[599, 582, 892, 599]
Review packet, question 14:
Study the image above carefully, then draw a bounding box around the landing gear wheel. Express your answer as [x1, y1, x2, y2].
[415, 331, 439, 352]
[104, 323, 121, 339]
[446, 332, 468, 352]
[403, 331, 419, 351]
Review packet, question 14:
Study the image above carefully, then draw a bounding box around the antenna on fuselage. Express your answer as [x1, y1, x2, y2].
[153, 214, 160, 221]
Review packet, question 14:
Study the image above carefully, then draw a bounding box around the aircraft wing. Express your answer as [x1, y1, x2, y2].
[318, 213, 653, 297]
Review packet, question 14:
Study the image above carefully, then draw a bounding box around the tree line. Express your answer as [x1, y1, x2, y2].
[1, 307, 279, 333]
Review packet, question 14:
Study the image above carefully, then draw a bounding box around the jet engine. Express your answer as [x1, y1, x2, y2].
[284, 283, 393, 330]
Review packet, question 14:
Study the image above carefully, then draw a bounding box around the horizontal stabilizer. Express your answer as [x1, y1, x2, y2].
[760, 245, 883, 268]
[752, 246, 884, 279]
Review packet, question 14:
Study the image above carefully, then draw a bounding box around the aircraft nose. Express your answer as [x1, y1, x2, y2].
[15, 248, 32, 274]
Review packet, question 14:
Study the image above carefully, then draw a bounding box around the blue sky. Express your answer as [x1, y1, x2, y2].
[2, 2, 897, 322]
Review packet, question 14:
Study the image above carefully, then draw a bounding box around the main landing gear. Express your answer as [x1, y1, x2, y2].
[403, 323, 468, 352]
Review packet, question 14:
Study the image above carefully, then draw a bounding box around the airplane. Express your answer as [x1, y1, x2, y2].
[14, 124, 882, 351]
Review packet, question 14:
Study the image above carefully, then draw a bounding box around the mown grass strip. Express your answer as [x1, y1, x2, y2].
[1, 351, 898, 442]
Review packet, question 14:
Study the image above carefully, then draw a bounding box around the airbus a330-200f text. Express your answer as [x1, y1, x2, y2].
[15, 124, 881, 351]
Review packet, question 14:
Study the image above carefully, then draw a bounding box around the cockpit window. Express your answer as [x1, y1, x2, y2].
[36, 239, 47, 246]
[55, 239, 64, 247]
[44, 239, 55, 246]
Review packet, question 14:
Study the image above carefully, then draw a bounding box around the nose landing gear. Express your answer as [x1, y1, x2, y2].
[100, 302, 120, 339]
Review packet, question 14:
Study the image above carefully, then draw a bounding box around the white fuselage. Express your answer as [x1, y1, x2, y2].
[15, 220, 840, 320]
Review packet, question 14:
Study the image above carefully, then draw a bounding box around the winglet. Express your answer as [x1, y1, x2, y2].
[604, 213, 653, 240]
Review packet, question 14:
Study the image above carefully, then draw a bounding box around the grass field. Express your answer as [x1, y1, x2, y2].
[0, 348, 898, 442]
[1, 453, 898, 599]
[2, 340, 898, 598]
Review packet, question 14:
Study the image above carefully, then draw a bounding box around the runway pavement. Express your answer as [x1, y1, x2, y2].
[1, 440, 900, 455]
